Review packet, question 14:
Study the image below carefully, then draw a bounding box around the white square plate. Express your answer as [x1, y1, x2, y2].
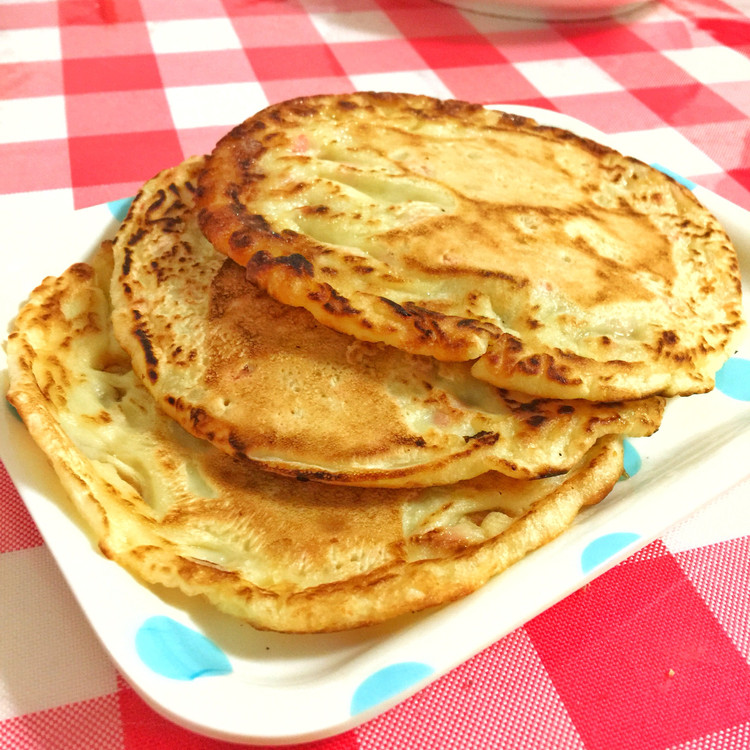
[1, 107, 749, 745]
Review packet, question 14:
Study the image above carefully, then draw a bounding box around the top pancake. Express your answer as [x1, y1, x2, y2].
[5, 244, 625, 632]
[196, 92, 746, 401]
[109, 156, 663, 488]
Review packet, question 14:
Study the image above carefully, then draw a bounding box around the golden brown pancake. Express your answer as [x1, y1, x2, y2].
[5, 245, 625, 632]
[110, 156, 663, 487]
[196, 92, 746, 401]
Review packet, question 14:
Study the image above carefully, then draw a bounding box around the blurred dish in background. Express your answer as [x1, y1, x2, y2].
[435, 0, 652, 21]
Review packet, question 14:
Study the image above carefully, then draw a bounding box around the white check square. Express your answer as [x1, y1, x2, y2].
[147, 18, 242, 54]
[664, 47, 750, 85]
[610, 126, 722, 178]
[0, 547, 118, 721]
[0, 27, 61, 63]
[0, 96, 66, 143]
[350, 70, 454, 99]
[309, 11, 402, 43]
[515, 57, 623, 97]
[166, 82, 268, 130]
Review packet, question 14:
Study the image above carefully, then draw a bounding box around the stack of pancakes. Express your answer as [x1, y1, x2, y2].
[6, 93, 745, 633]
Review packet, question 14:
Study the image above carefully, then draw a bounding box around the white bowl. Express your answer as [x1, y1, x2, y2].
[435, 0, 653, 21]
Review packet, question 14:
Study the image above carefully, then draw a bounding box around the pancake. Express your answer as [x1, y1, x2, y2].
[110, 156, 663, 487]
[5, 245, 625, 633]
[196, 92, 746, 401]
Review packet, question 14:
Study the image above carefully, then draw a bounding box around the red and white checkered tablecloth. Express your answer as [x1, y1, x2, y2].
[2, 0, 750, 748]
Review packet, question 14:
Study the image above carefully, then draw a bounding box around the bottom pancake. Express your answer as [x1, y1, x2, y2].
[6, 246, 625, 632]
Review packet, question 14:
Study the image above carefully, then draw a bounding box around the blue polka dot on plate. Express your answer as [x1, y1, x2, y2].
[715, 357, 750, 401]
[581, 532, 640, 574]
[350, 662, 434, 715]
[135, 615, 232, 680]
[108, 196, 134, 222]
[650, 163, 696, 190]
[621, 439, 641, 479]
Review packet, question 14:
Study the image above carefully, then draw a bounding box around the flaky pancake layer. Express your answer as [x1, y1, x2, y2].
[109, 156, 662, 487]
[6, 247, 624, 632]
[197, 92, 745, 401]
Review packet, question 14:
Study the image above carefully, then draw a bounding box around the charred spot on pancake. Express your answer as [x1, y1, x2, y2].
[517, 355, 542, 376]
[546, 359, 583, 387]
[376, 299, 451, 342]
[228, 432, 247, 456]
[463, 430, 499, 445]
[248, 250, 315, 279]
[322, 287, 360, 316]
[394, 435, 428, 447]
[121, 248, 134, 277]
[127, 229, 146, 247]
[337, 98, 359, 111]
[658, 330, 679, 349]
[379, 297, 411, 317]
[132, 327, 158, 380]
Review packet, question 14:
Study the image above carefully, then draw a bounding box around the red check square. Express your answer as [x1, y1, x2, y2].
[60, 22, 154, 58]
[65, 89, 173, 136]
[156, 50, 257, 88]
[365, 627, 584, 749]
[697, 171, 750, 210]
[593, 52, 693, 90]
[410, 35, 507, 69]
[0, 460, 43, 553]
[0, 61, 63, 99]
[0, 140, 70, 194]
[632, 83, 747, 126]
[63, 55, 162, 95]
[726, 168, 750, 207]
[2, 1, 58, 28]
[247, 44, 346, 81]
[332, 39, 427, 76]
[557, 23, 656, 56]
[384, 7, 479, 37]
[58, 0, 144, 26]
[551, 91, 667, 133]
[139, 0, 226, 21]
[630, 19, 722, 50]
[260, 76, 355, 105]
[686, 16, 750, 49]
[484, 29, 578, 63]
[676, 538, 750, 660]
[220, 0, 308, 17]
[677, 120, 750, 173]
[437, 63, 545, 104]
[526, 540, 750, 750]
[68, 130, 183, 189]
[712, 80, 750, 118]
[231, 13, 324, 49]
[0, 693, 122, 748]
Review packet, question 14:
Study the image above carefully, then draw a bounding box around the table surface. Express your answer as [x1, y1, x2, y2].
[2, 1, 750, 748]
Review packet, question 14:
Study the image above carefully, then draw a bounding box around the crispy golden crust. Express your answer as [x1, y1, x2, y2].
[196, 92, 746, 401]
[6, 247, 625, 632]
[109, 156, 663, 487]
